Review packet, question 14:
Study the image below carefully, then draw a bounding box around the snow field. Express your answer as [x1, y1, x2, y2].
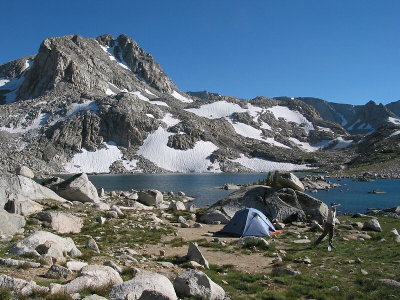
[64, 142, 138, 173]
[232, 154, 312, 172]
[171, 90, 193, 103]
[267, 106, 314, 133]
[0, 113, 51, 133]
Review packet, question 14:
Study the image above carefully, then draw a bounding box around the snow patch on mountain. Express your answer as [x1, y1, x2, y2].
[264, 138, 291, 149]
[388, 117, 400, 125]
[330, 137, 354, 150]
[267, 106, 314, 133]
[388, 130, 400, 138]
[137, 127, 219, 173]
[130, 91, 168, 107]
[64, 141, 138, 173]
[161, 113, 181, 127]
[171, 90, 193, 103]
[186, 101, 247, 119]
[0, 113, 51, 133]
[289, 137, 321, 152]
[227, 119, 264, 141]
[0, 74, 25, 103]
[232, 154, 311, 172]
[98, 41, 130, 71]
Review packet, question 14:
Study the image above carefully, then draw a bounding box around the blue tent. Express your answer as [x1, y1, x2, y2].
[220, 208, 276, 237]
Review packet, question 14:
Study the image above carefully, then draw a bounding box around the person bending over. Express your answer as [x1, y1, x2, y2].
[314, 203, 341, 249]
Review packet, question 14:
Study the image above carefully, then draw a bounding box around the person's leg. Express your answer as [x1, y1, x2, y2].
[314, 224, 329, 246]
[328, 224, 334, 247]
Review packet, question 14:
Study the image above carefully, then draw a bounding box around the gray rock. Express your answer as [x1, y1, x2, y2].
[237, 236, 269, 249]
[362, 218, 382, 232]
[277, 172, 305, 192]
[201, 185, 328, 224]
[36, 211, 83, 234]
[109, 271, 177, 300]
[111, 204, 124, 216]
[138, 189, 163, 206]
[15, 166, 35, 179]
[378, 279, 400, 289]
[106, 210, 119, 218]
[92, 202, 111, 211]
[50, 173, 99, 203]
[0, 258, 41, 268]
[104, 260, 122, 273]
[5, 197, 44, 216]
[83, 295, 108, 300]
[0, 274, 48, 296]
[199, 209, 230, 224]
[67, 261, 88, 272]
[0, 210, 25, 236]
[86, 237, 100, 253]
[173, 269, 225, 300]
[178, 216, 187, 224]
[0, 173, 66, 211]
[45, 264, 73, 279]
[96, 216, 106, 224]
[169, 201, 186, 211]
[97, 187, 105, 197]
[187, 242, 209, 269]
[50, 265, 123, 294]
[9, 231, 82, 258]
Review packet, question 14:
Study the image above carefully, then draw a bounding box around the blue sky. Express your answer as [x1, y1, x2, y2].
[1, 0, 399, 105]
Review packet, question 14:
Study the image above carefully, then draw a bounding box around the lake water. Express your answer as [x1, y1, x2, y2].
[87, 173, 400, 214]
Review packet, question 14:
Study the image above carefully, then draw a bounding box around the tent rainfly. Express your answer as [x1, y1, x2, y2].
[220, 208, 276, 237]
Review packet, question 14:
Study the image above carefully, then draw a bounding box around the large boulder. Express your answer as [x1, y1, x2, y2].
[0, 173, 67, 212]
[50, 265, 123, 294]
[36, 211, 83, 234]
[187, 242, 209, 269]
[109, 271, 177, 300]
[4, 197, 44, 216]
[0, 210, 26, 235]
[0, 274, 48, 296]
[362, 218, 382, 232]
[50, 173, 99, 203]
[173, 269, 225, 300]
[9, 231, 82, 258]
[200, 185, 328, 224]
[15, 166, 35, 179]
[277, 172, 305, 192]
[138, 189, 163, 206]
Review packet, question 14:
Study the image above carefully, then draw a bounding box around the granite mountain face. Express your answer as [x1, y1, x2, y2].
[0, 34, 399, 174]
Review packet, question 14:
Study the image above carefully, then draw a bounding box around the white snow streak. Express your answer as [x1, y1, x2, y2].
[186, 101, 247, 119]
[106, 88, 116, 95]
[130, 91, 169, 107]
[264, 138, 291, 149]
[289, 137, 321, 152]
[64, 142, 138, 173]
[388, 130, 400, 138]
[388, 117, 400, 125]
[267, 106, 314, 133]
[232, 154, 311, 172]
[0, 113, 51, 133]
[227, 119, 264, 141]
[171, 90, 193, 103]
[330, 137, 353, 150]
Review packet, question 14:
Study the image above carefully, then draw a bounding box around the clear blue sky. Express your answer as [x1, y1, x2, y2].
[1, 0, 399, 105]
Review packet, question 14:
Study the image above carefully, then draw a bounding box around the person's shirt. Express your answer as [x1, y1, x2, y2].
[326, 207, 336, 225]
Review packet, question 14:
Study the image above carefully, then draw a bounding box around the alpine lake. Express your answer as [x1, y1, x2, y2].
[84, 173, 400, 214]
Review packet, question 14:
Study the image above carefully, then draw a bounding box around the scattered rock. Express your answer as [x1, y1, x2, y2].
[83, 295, 108, 300]
[138, 189, 163, 206]
[178, 216, 187, 224]
[15, 166, 35, 179]
[104, 260, 122, 274]
[199, 209, 230, 224]
[45, 264, 73, 279]
[294, 257, 311, 264]
[169, 201, 186, 211]
[67, 261, 88, 272]
[187, 260, 204, 269]
[36, 211, 83, 234]
[9, 231, 82, 258]
[86, 237, 100, 253]
[50, 173, 100, 203]
[345, 233, 372, 240]
[378, 279, 400, 289]
[50, 265, 123, 294]
[0, 258, 40, 268]
[173, 269, 225, 300]
[362, 218, 382, 232]
[237, 236, 269, 249]
[186, 242, 209, 269]
[277, 172, 305, 192]
[273, 267, 301, 276]
[96, 216, 106, 224]
[92, 202, 111, 211]
[0, 210, 26, 236]
[293, 239, 311, 244]
[0, 274, 48, 296]
[106, 210, 119, 218]
[109, 271, 177, 300]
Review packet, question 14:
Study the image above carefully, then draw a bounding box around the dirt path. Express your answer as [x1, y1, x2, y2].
[144, 223, 275, 274]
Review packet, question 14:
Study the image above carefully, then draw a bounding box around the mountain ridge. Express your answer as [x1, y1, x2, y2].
[0, 34, 399, 176]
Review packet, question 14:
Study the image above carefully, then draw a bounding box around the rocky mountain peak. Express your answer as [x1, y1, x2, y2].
[4, 34, 177, 102]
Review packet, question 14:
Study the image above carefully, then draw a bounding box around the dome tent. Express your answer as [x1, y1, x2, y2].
[220, 208, 276, 237]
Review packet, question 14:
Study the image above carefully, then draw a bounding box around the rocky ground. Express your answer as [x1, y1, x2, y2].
[0, 168, 399, 299]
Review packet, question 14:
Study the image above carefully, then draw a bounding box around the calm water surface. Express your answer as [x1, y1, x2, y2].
[86, 173, 400, 214]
